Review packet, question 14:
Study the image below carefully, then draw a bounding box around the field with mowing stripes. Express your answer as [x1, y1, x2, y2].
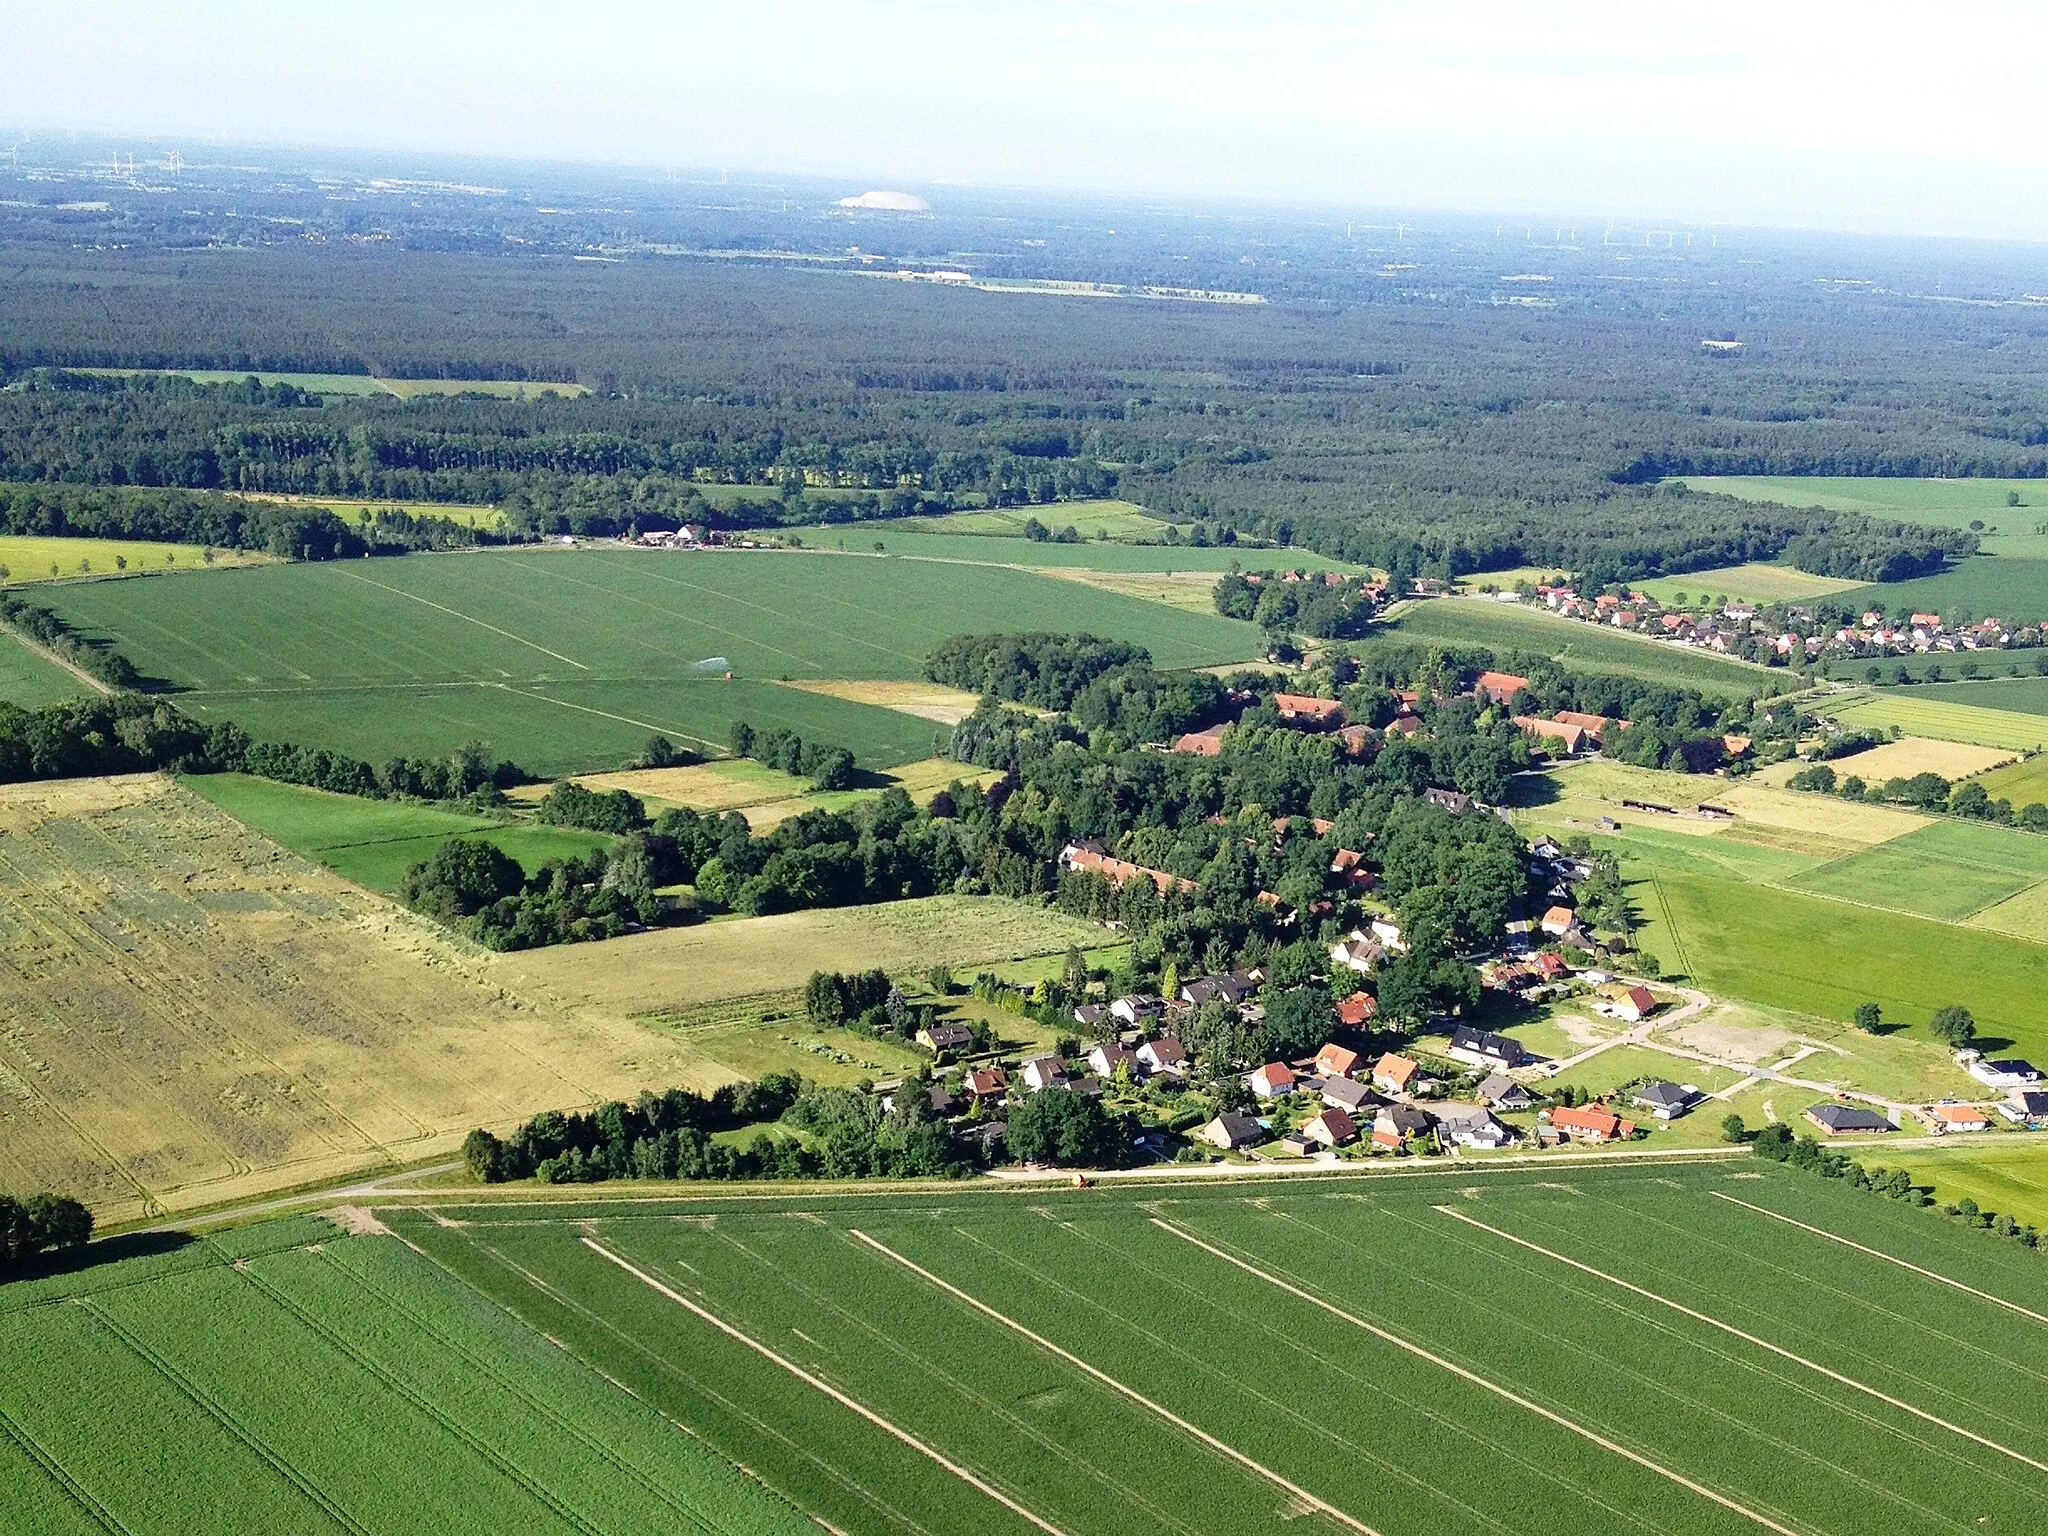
[0, 1216, 808, 1535]
[0, 636, 92, 706]
[372, 1160, 2048, 1535]
[38, 548, 1256, 773]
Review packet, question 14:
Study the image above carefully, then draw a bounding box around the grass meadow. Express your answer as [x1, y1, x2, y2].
[0, 1216, 809, 1536]
[1373, 598, 1769, 697]
[40, 548, 1255, 773]
[1977, 752, 2048, 810]
[891, 498, 1172, 539]
[0, 635, 91, 706]
[1839, 558, 2048, 626]
[0, 534, 272, 585]
[1679, 474, 2048, 560]
[1881, 1141, 2048, 1232]
[384, 1160, 2048, 1535]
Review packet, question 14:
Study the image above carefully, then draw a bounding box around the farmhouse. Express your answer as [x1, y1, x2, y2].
[1552, 709, 1623, 741]
[1372, 1052, 1422, 1095]
[1315, 1042, 1364, 1079]
[1548, 1104, 1632, 1142]
[1199, 1112, 1264, 1151]
[1303, 1108, 1359, 1148]
[1446, 1025, 1524, 1071]
[1805, 1103, 1892, 1135]
[1630, 1081, 1698, 1120]
[1248, 1062, 1296, 1099]
[1514, 717, 1588, 756]
[1475, 1072, 1534, 1111]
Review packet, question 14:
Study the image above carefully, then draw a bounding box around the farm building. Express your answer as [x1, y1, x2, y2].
[1473, 670, 1532, 706]
[1274, 693, 1345, 724]
[1805, 1104, 1892, 1135]
[1514, 716, 1589, 756]
[1303, 1108, 1359, 1148]
[1248, 1062, 1296, 1099]
[1446, 1026, 1524, 1071]
[1199, 1112, 1264, 1151]
[1172, 725, 1226, 756]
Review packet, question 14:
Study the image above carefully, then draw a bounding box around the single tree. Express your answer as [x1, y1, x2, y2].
[1853, 1001, 1883, 1034]
[1929, 1003, 1977, 1049]
[1720, 1113, 1747, 1144]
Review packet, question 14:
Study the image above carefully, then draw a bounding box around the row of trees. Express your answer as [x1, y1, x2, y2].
[1788, 761, 2048, 830]
[728, 722, 856, 791]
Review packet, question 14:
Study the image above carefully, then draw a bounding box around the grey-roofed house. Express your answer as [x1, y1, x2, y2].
[1804, 1103, 1893, 1135]
[1320, 1076, 1377, 1113]
[1180, 971, 1255, 1009]
[1631, 1081, 1699, 1120]
[1435, 1106, 1515, 1150]
[1475, 1072, 1534, 1111]
[1199, 1112, 1264, 1151]
[1446, 1025, 1525, 1071]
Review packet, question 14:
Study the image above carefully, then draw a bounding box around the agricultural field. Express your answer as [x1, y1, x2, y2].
[1372, 598, 1769, 697]
[1977, 752, 2048, 811]
[380, 1160, 2048, 1535]
[0, 774, 708, 1224]
[73, 365, 590, 400]
[0, 634, 92, 706]
[182, 773, 612, 893]
[233, 491, 507, 530]
[1753, 735, 2015, 787]
[1880, 1140, 2048, 1233]
[39, 547, 1256, 773]
[1826, 688, 2048, 753]
[1678, 474, 2048, 560]
[533, 754, 999, 830]
[811, 527, 1362, 574]
[1889, 676, 2048, 719]
[1632, 562, 1864, 607]
[0, 1215, 810, 1536]
[0, 534, 272, 584]
[892, 499, 1172, 539]
[779, 678, 986, 724]
[1837, 558, 2048, 626]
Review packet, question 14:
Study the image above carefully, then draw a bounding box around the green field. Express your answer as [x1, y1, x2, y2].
[1679, 475, 2048, 560]
[1977, 753, 2048, 811]
[182, 773, 612, 892]
[0, 1215, 809, 1535]
[374, 1160, 2048, 1534]
[1787, 820, 2048, 921]
[1373, 598, 1769, 697]
[1882, 1141, 2048, 1232]
[40, 548, 1254, 773]
[1827, 689, 2048, 752]
[0, 534, 272, 584]
[1885, 677, 2048, 719]
[893, 499, 1172, 539]
[808, 531, 1361, 574]
[1837, 558, 2048, 626]
[0, 636, 91, 706]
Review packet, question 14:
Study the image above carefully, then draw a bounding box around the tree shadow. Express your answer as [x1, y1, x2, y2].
[7, 1229, 195, 1286]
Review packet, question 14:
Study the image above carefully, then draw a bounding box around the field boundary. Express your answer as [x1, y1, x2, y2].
[1150, 1217, 1803, 1535]
[847, 1228, 1377, 1535]
[580, 1236, 1070, 1536]
[1433, 1205, 2048, 1474]
[4, 626, 112, 696]
[1709, 1192, 2048, 1325]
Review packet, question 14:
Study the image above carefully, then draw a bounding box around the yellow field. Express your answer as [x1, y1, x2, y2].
[0, 536, 272, 585]
[1520, 758, 1925, 850]
[1632, 562, 1864, 606]
[1043, 567, 1233, 615]
[372, 378, 589, 400]
[483, 894, 1108, 1022]
[1753, 736, 2016, 788]
[0, 775, 704, 1224]
[1829, 690, 2048, 753]
[779, 678, 984, 724]
[526, 755, 996, 828]
[1712, 778, 1930, 849]
[230, 491, 506, 530]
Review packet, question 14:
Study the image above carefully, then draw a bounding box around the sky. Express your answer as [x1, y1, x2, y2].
[8, 0, 2048, 240]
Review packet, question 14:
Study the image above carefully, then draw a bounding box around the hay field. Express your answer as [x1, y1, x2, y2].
[0, 775, 706, 1223]
[1827, 689, 2048, 752]
[232, 491, 507, 530]
[483, 894, 1107, 1022]
[536, 757, 1001, 828]
[0, 534, 271, 585]
[779, 677, 983, 723]
[1633, 562, 1863, 606]
[1042, 566, 1231, 614]
[1753, 736, 2016, 787]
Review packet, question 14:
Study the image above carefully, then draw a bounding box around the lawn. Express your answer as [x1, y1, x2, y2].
[1372, 598, 1769, 697]
[0, 635, 91, 706]
[181, 772, 611, 893]
[1678, 474, 2048, 560]
[0, 534, 272, 584]
[384, 1160, 2048, 1535]
[41, 547, 1257, 772]
[1976, 752, 2048, 810]
[0, 1215, 809, 1536]
[1826, 688, 2048, 752]
[1631, 562, 1863, 607]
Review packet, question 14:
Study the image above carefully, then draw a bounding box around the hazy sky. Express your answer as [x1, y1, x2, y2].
[9, 0, 2048, 238]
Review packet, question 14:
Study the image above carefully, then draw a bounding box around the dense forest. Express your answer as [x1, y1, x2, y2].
[3, 174, 2042, 581]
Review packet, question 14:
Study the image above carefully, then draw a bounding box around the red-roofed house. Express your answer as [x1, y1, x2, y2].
[1474, 670, 1532, 706]
[1329, 847, 1377, 890]
[1316, 1042, 1364, 1079]
[1173, 725, 1226, 756]
[1540, 905, 1576, 936]
[1335, 991, 1378, 1028]
[1513, 716, 1588, 756]
[1928, 1103, 1990, 1132]
[1248, 1062, 1296, 1099]
[1549, 1104, 1631, 1142]
[1372, 1052, 1420, 1095]
[1274, 693, 1345, 724]
[1553, 710, 1624, 740]
[1614, 986, 1660, 1023]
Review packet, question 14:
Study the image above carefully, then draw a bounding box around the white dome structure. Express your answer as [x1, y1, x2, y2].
[836, 190, 931, 212]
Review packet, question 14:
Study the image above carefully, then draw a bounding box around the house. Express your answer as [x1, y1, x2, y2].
[1020, 1056, 1070, 1093]
[1335, 991, 1378, 1028]
[1320, 1076, 1378, 1113]
[1927, 1103, 1990, 1133]
[1613, 986, 1660, 1023]
[1136, 1036, 1189, 1077]
[1180, 971, 1255, 1009]
[1631, 1081, 1699, 1120]
[1372, 1052, 1421, 1095]
[915, 1023, 973, 1054]
[1274, 693, 1345, 725]
[1087, 1043, 1138, 1079]
[1199, 1112, 1264, 1151]
[1337, 723, 1377, 758]
[1072, 1002, 1107, 1030]
[1248, 1061, 1297, 1098]
[1110, 993, 1167, 1025]
[1329, 847, 1377, 890]
[1329, 932, 1386, 975]
[1372, 1103, 1433, 1149]
[2010, 1089, 2048, 1126]
[1424, 787, 1475, 815]
[1436, 1106, 1514, 1149]
[1965, 1055, 2042, 1090]
[1446, 1025, 1524, 1071]
[1553, 709, 1622, 741]
[963, 1066, 1009, 1102]
[1316, 1042, 1365, 1080]
[1474, 670, 1532, 706]
[1173, 725, 1226, 757]
[1805, 1103, 1892, 1135]
[1547, 1103, 1632, 1142]
[1303, 1108, 1360, 1148]
[927, 1081, 956, 1117]
[1513, 716, 1588, 756]
[1539, 905, 1576, 937]
[1369, 917, 1407, 952]
[1475, 1072, 1534, 1111]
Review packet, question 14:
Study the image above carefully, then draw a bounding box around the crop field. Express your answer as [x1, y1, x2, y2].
[183, 772, 613, 893]
[1788, 820, 2048, 921]
[535, 754, 999, 831]
[0, 634, 91, 706]
[811, 528, 1363, 574]
[780, 677, 986, 723]
[233, 490, 508, 530]
[1678, 474, 2048, 560]
[1880, 1141, 2048, 1232]
[1373, 599, 1769, 697]
[893, 499, 1172, 539]
[0, 534, 272, 584]
[1826, 689, 2048, 753]
[1755, 735, 2015, 787]
[0, 1215, 809, 1536]
[40, 548, 1254, 773]
[1838, 558, 2048, 626]
[380, 1160, 2048, 1535]
[1977, 753, 2048, 811]
[1632, 562, 1864, 606]
[1889, 677, 2048, 719]
[0, 774, 713, 1223]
